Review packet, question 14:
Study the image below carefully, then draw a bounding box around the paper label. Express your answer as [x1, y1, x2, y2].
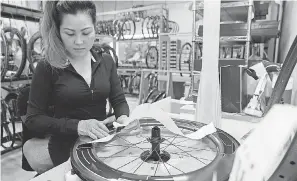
[89, 102, 216, 144]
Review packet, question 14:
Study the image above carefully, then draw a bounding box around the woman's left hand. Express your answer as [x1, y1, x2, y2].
[116, 115, 141, 135]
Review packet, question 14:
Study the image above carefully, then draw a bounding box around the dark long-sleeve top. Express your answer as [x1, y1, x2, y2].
[25, 48, 129, 165]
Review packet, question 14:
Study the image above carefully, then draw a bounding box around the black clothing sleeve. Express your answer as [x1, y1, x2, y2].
[25, 61, 80, 135]
[104, 54, 130, 118]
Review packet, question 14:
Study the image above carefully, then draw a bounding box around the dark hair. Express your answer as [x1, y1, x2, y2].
[55, 1, 96, 28]
[41, 1, 96, 69]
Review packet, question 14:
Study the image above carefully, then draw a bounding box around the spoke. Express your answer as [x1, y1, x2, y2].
[161, 143, 217, 153]
[116, 135, 146, 151]
[117, 157, 141, 170]
[170, 144, 207, 165]
[137, 133, 150, 141]
[161, 128, 185, 152]
[98, 155, 139, 159]
[131, 135, 165, 174]
[165, 137, 190, 146]
[170, 149, 216, 155]
[101, 146, 131, 161]
[132, 159, 146, 174]
[155, 147, 172, 176]
[100, 138, 149, 148]
[169, 152, 213, 162]
[161, 141, 222, 155]
[154, 161, 160, 176]
[165, 162, 185, 174]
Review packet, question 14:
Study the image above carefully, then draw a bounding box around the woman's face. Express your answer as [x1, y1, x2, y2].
[59, 12, 95, 59]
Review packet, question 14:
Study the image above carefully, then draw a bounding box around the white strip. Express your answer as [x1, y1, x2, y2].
[88, 101, 216, 144]
[91, 55, 96, 62]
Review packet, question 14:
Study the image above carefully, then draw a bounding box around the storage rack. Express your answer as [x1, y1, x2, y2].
[1, 2, 43, 154]
[96, 4, 170, 98]
[1, 2, 43, 22]
[191, 0, 280, 112]
[1, 2, 43, 87]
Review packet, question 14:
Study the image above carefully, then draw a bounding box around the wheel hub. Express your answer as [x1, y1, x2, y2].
[140, 126, 171, 163]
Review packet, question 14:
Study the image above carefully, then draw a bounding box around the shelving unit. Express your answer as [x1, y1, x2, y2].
[1, 2, 42, 22]
[96, 5, 172, 100]
[193, 0, 255, 67]
[1, 2, 42, 87]
[96, 4, 168, 66]
[191, 0, 280, 113]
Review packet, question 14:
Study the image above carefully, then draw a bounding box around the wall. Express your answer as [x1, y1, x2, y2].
[279, 1, 297, 105]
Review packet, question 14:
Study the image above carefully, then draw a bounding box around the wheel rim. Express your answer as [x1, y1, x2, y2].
[3, 27, 27, 80]
[71, 119, 239, 181]
[27, 31, 42, 74]
[146, 46, 158, 69]
[179, 43, 192, 76]
[1, 31, 8, 81]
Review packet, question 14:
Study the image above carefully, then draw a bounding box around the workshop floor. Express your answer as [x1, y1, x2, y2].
[1, 95, 139, 181]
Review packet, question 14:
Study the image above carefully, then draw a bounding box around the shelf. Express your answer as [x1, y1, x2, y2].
[117, 37, 158, 43]
[195, 1, 251, 22]
[196, 20, 279, 43]
[97, 4, 166, 16]
[195, 36, 248, 43]
[159, 32, 193, 36]
[1, 76, 32, 87]
[196, 1, 250, 9]
[158, 74, 191, 83]
[195, 1, 270, 22]
[1, 3, 42, 22]
[219, 58, 246, 67]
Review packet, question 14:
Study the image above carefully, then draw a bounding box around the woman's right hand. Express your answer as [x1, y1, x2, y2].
[77, 119, 109, 139]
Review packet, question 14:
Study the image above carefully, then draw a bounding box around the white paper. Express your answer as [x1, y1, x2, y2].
[89, 102, 216, 144]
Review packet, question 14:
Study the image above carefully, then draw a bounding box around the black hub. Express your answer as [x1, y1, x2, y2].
[140, 126, 170, 163]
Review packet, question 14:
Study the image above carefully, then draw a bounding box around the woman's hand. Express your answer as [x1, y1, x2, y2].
[77, 119, 109, 139]
[115, 115, 141, 135]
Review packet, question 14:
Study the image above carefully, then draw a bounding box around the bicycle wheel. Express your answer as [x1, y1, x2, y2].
[3, 27, 27, 80]
[121, 19, 136, 40]
[142, 17, 151, 39]
[179, 43, 192, 76]
[146, 46, 158, 69]
[128, 74, 141, 95]
[1, 30, 8, 81]
[1, 100, 14, 149]
[71, 119, 239, 181]
[112, 19, 120, 39]
[128, 75, 134, 94]
[27, 31, 42, 73]
[146, 73, 158, 92]
[95, 21, 105, 35]
[101, 44, 119, 68]
[144, 88, 160, 103]
[121, 19, 131, 40]
[147, 17, 154, 39]
[151, 16, 159, 38]
[153, 91, 166, 103]
[1, 92, 18, 149]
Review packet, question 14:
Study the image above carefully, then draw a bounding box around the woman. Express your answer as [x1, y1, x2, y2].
[23, 1, 131, 174]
